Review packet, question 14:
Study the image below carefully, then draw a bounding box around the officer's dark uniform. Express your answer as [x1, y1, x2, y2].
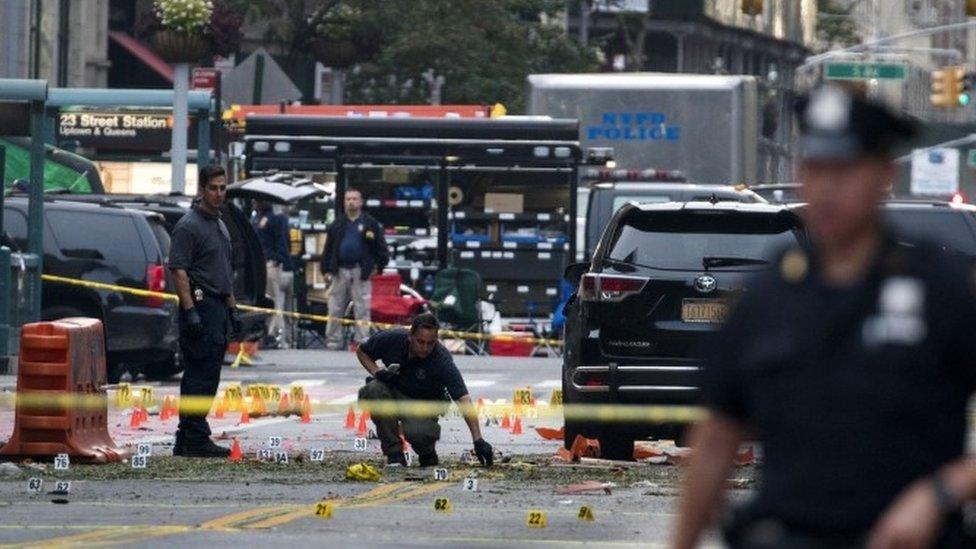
[169, 200, 234, 452]
[357, 329, 469, 463]
[702, 90, 976, 547]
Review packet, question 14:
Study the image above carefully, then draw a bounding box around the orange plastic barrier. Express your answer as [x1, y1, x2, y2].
[0, 318, 125, 463]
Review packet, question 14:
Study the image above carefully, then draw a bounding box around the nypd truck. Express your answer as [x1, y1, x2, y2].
[527, 73, 759, 185]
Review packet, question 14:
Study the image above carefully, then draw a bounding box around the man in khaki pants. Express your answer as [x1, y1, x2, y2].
[320, 188, 389, 350]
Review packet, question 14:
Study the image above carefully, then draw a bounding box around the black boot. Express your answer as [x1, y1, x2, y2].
[181, 440, 231, 458]
[386, 452, 407, 467]
[419, 451, 438, 467]
[173, 430, 185, 456]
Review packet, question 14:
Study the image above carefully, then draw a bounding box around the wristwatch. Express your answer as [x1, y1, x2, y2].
[931, 473, 961, 514]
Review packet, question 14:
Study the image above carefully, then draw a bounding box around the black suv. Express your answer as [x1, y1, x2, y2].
[562, 201, 805, 459]
[3, 197, 177, 382]
[883, 200, 976, 256]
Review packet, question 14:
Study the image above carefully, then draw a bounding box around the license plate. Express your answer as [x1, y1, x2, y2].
[681, 299, 729, 323]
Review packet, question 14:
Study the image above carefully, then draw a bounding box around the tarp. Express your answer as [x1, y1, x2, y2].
[0, 138, 100, 194]
[222, 48, 301, 106]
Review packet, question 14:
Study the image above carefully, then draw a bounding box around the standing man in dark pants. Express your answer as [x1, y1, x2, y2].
[357, 313, 493, 467]
[321, 187, 389, 350]
[674, 86, 976, 547]
[169, 165, 242, 458]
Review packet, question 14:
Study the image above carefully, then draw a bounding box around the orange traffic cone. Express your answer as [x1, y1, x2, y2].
[141, 406, 149, 423]
[344, 407, 356, 429]
[239, 405, 250, 425]
[356, 411, 368, 437]
[215, 397, 226, 419]
[278, 394, 291, 416]
[501, 413, 511, 430]
[300, 396, 312, 424]
[229, 438, 243, 462]
[511, 415, 523, 435]
[130, 408, 141, 429]
[401, 435, 411, 453]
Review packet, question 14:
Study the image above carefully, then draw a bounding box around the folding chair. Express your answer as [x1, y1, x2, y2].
[370, 272, 428, 330]
[429, 268, 489, 355]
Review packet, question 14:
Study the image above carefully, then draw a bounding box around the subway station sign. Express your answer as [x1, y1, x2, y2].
[56, 110, 198, 151]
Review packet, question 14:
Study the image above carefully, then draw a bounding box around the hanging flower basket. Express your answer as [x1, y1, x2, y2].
[152, 30, 210, 64]
[309, 38, 359, 69]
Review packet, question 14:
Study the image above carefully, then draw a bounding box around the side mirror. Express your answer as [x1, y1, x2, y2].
[563, 262, 589, 286]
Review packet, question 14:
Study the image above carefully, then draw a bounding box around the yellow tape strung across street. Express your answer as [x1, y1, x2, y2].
[40, 274, 563, 346]
[0, 391, 706, 425]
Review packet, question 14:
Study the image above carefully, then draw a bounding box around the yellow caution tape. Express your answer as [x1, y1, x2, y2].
[0, 391, 706, 424]
[40, 274, 563, 346]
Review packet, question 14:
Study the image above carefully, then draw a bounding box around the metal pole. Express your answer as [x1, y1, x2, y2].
[579, 0, 589, 46]
[171, 62, 189, 193]
[0, 246, 10, 361]
[253, 54, 265, 104]
[27, 99, 44, 321]
[437, 160, 448, 269]
[197, 107, 210, 168]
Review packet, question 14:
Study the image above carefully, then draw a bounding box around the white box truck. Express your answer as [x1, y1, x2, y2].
[527, 73, 760, 184]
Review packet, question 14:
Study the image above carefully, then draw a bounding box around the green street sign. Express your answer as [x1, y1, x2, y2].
[825, 62, 907, 81]
[967, 149, 976, 168]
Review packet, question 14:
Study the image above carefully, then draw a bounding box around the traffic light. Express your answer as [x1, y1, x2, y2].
[930, 66, 965, 108]
[742, 0, 762, 16]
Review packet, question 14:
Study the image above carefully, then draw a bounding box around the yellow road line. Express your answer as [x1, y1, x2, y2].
[6, 525, 189, 548]
[244, 481, 447, 529]
[198, 505, 298, 531]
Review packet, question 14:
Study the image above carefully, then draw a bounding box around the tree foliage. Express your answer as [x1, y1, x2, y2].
[816, 0, 861, 52]
[232, 0, 598, 111]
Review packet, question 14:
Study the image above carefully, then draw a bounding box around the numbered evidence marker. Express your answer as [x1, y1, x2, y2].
[433, 497, 452, 513]
[310, 448, 325, 462]
[526, 510, 547, 528]
[314, 501, 334, 519]
[353, 437, 368, 452]
[577, 505, 595, 522]
[257, 449, 272, 461]
[53, 453, 70, 471]
[268, 436, 282, 449]
[462, 477, 478, 492]
[26, 477, 43, 494]
[131, 455, 149, 469]
[433, 468, 449, 481]
[274, 451, 289, 465]
[52, 481, 71, 495]
[137, 443, 152, 457]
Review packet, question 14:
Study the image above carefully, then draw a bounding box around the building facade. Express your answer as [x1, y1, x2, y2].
[0, 0, 110, 87]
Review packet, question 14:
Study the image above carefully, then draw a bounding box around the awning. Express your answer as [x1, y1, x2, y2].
[108, 31, 173, 84]
[227, 176, 327, 204]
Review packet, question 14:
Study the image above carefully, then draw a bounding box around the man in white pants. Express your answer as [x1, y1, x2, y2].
[320, 188, 389, 350]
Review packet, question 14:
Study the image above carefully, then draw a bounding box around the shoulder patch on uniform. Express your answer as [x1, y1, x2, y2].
[780, 249, 808, 284]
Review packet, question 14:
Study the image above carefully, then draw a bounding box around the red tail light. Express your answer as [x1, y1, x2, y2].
[579, 273, 646, 302]
[146, 264, 166, 308]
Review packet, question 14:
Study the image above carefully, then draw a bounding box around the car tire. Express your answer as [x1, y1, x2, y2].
[596, 431, 634, 461]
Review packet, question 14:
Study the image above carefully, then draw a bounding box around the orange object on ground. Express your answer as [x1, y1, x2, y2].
[356, 412, 368, 436]
[278, 394, 291, 416]
[214, 397, 226, 419]
[501, 413, 511, 429]
[129, 408, 142, 429]
[400, 435, 411, 453]
[0, 318, 125, 463]
[344, 407, 356, 429]
[511, 416, 523, 435]
[300, 396, 312, 424]
[569, 434, 601, 459]
[239, 406, 250, 425]
[534, 426, 564, 441]
[229, 438, 243, 462]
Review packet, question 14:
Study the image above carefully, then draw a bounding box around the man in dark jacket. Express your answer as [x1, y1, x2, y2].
[320, 187, 389, 350]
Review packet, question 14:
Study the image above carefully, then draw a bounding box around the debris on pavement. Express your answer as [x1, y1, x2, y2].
[534, 426, 564, 440]
[0, 462, 21, 477]
[555, 480, 615, 495]
[346, 462, 381, 482]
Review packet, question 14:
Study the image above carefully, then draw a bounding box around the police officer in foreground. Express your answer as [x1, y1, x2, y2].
[357, 313, 493, 467]
[674, 85, 976, 548]
[170, 165, 242, 458]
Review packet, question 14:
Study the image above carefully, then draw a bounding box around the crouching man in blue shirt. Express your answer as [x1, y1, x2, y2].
[357, 313, 494, 467]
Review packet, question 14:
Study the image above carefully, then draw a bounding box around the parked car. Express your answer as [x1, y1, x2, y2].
[58, 193, 273, 342]
[883, 200, 976, 256]
[582, 182, 766, 261]
[562, 200, 806, 459]
[749, 183, 801, 204]
[3, 197, 176, 382]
